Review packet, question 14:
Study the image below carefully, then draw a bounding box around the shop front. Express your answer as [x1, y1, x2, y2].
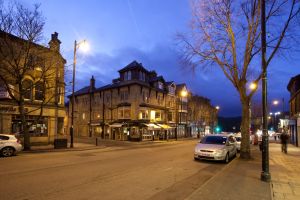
[0, 105, 65, 145]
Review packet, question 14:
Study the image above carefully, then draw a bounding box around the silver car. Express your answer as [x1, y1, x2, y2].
[0, 134, 23, 157]
[235, 135, 241, 152]
[194, 134, 237, 163]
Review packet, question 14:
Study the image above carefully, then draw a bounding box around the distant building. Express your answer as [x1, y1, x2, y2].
[0, 31, 66, 145]
[287, 74, 300, 146]
[67, 61, 215, 141]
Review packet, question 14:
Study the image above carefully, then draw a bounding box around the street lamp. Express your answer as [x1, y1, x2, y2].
[214, 106, 220, 134]
[70, 40, 89, 148]
[261, 0, 271, 182]
[249, 82, 257, 90]
[177, 89, 188, 140]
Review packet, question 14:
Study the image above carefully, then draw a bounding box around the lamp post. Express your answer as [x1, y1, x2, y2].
[216, 106, 221, 133]
[261, 0, 271, 182]
[70, 40, 89, 148]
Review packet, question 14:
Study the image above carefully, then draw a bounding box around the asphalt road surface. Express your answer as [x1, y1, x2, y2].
[0, 140, 228, 200]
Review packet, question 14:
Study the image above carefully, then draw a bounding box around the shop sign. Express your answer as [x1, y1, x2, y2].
[0, 106, 17, 113]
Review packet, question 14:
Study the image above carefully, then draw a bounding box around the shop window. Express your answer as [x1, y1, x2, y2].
[155, 111, 161, 121]
[139, 110, 149, 119]
[35, 81, 44, 101]
[11, 115, 48, 136]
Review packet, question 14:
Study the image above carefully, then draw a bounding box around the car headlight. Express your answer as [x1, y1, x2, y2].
[215, 149, 225, 154]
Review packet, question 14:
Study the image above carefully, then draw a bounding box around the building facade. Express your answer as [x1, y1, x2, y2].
[0, 31, 66, 145]
[287, 74, 300, 147]
[68, 61, 193, 141]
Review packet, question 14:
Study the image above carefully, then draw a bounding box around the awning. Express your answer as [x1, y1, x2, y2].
[157, 124, 173, 129]
[143, 123, 161, 130]
[109, 123, 124, 128]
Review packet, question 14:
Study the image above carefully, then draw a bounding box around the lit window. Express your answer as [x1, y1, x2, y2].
[139, 110, 149, 119]
[82, 113, 86, 120]
[118, 107, 131, 119]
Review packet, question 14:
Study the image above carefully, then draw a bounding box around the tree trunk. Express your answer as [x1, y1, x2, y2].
[19, 89, 30, 150]
[240, 99, 251, 159]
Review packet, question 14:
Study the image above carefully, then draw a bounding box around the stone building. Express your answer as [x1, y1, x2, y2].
[68, 61, 190, 141]
[0, 31, 66, 145]
[287, 74, 300, 146]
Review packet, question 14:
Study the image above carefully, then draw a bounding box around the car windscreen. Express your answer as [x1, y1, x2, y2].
[235, 137, 241, 142]
[201, 136, 227, 144]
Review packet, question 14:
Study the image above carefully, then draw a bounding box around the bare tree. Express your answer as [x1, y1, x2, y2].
[0, 1, 64, 150]
[178, 0, 300, 159]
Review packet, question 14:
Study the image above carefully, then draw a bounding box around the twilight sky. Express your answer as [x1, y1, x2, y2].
[19, 0, 299, 117]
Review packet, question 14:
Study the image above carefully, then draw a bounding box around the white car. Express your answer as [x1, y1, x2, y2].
[194, 134, 237, 163]
[0, 134, 23, 157]
[235, 135, 241, 152]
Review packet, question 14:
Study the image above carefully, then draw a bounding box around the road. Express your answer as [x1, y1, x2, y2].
[0, 140, 228, 200]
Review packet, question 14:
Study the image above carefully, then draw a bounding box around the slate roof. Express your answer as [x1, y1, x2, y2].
[118, 60, 148, 73]
[149, 75, 165, 83]
[287, 74, 300, 91]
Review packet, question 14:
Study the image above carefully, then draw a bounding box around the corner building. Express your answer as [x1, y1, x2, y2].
[0, 31, 66, 145]
[68, 61, 189, 141]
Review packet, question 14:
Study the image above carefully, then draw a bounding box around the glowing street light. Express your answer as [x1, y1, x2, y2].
[216, 106, 220, 110]
[273, 100, 279, 105]
[249, 82, 257, 90]
[70, 39, 89, 148]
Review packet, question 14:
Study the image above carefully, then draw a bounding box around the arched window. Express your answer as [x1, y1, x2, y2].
[35, 81, 44, 101]
[22, 79, 33, 100]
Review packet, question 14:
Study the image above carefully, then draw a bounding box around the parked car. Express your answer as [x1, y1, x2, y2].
[194, 134, 237, 163]
[0, 134, 23, 157]
[234, 134, 241, 152]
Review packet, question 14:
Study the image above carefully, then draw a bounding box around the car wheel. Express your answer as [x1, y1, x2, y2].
[1, 147, 15, 157]
[224, 153, 229, 163]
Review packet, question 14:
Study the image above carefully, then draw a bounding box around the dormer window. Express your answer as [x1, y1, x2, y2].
[169, 85, 175, 95]
[124, 71, 132, 81]
[139, 71, 145, 81]
[158, 82, 164, 90]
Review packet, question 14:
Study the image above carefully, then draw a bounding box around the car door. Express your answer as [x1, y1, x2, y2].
[0, 135, 8, 149]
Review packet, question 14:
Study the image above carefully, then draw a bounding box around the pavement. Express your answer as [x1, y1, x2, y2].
[20, 138, 300, 200]
[186, 142, 300, 200]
